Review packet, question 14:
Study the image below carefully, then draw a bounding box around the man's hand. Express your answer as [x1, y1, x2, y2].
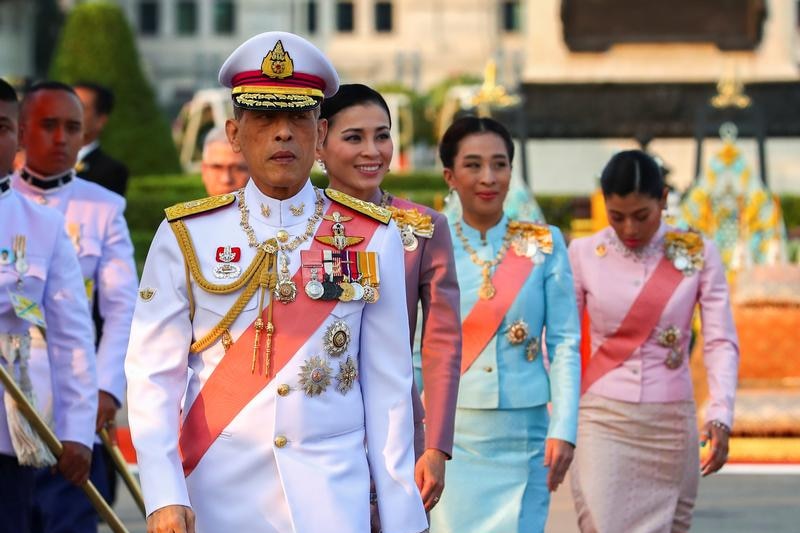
[414, 448, 447, 511]
[700, 421, 729, 477]
[57, 441, 92, 485]
[147, 505, 196, 533]
[95, 390, 119, 434]
[544, 438, 574, 492]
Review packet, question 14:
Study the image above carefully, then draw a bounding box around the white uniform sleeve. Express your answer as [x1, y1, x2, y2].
[361, 222, 427, 533]
[96, 199, 138, 404]
[125, 220, 193, 514]
[46, 224, 98, 448]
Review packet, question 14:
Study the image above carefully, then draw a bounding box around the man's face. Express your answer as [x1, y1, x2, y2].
[20, 90, 83, 176]
[225, 108, 326, 199]
[201, 141, 249, 196]
[0, 100, 18, 175]
[74, 87, 106, 145]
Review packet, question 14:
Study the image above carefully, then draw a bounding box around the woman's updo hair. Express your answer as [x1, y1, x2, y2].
[320, 83, 391, 127]
[439, 116, 514, 169]
[600, 150, 665, 199]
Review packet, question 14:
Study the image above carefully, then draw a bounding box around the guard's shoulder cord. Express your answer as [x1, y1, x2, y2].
[168, 219, 273, 353]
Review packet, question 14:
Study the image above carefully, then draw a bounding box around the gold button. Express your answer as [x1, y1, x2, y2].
[274, 436, 287, 448]
[277, 384, 290, 397]
[484, 366, 493, 373]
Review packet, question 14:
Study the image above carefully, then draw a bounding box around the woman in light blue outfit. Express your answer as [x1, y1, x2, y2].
[428, 117, 581, 533]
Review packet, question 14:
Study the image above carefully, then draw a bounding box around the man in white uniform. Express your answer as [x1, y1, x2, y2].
[12, 81, 138, 533]
[125, 31, 427, 533]
[0, 78, 97, 533]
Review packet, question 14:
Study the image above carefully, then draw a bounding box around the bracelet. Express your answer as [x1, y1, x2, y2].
[710, 420, 731, 434]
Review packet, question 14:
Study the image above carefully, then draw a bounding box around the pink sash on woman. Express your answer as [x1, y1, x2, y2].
[460, 251, 534, 375]
[581, 257, 684, 394]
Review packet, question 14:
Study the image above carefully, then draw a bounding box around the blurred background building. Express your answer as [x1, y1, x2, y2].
[2, 0, 800, 192]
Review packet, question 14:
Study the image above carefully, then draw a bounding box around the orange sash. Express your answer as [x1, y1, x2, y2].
[581, 256, 684, 394]
[179, 203, 381, 476]
[460, 251, 535, 375]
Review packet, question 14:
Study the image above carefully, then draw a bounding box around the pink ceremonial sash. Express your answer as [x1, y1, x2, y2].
[460, 251, 534, 375]
[179, 203, 380, 476]
[581, 256, 684, 394]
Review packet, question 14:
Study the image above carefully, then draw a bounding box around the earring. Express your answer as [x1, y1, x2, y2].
[316, 159, 327, 174]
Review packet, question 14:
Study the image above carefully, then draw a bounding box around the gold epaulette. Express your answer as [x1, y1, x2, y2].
[387, 206, 434, 238]
[325, 188, 391, 225]
[165, 193, 236, 222]
[664, 229, 704, 255]
[508, 221, 554, 255]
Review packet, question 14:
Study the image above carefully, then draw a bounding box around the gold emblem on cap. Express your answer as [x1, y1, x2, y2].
[261, 40, 294, 79]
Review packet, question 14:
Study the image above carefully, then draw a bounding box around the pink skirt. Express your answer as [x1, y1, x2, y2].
[570, 394, 699, 533]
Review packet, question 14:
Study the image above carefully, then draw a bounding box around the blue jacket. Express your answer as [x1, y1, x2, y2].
[450, 215, 581, 444]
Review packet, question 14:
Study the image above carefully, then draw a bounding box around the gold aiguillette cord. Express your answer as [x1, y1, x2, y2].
[251, 254, 277, 375]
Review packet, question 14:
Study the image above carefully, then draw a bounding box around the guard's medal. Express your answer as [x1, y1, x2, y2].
[314, 212, 364, 251]
[213, 245, 242, 279]
[305, 266, 324, 300]
[399, 225, 418, 252]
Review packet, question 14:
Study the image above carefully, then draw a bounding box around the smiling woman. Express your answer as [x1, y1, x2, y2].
[430, 116, 581, 533]
[319, 84, 463, 526]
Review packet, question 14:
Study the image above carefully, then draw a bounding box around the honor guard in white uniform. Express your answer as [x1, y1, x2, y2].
[12, 81, 137, 533]
[125, 32, 428, 533]
[0, 77, 97, 533]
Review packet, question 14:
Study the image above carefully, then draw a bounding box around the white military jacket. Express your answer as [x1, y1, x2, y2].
[12, 169, 137, 406]
[0, 182, 97, 455]
[125, 179, 427, 533]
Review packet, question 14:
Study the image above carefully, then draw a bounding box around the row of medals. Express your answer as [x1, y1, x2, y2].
[302, 265, 379, 304]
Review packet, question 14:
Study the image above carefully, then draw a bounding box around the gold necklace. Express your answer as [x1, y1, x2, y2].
[453, 220, 512, 300]
[237, 187, 324, 252]
[379, 189, 390, 208]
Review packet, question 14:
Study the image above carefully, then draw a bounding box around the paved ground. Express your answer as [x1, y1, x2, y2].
[102, 467, 800, 533]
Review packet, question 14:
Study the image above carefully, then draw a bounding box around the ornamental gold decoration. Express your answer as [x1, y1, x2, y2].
[505, 319, 529, 345]
[665, 231, 704, 276]
[336, 356, 358, 394]
[298, 356, 332, 397]
[323, 320, 351, 356]
[138, 287, 156, 302]
[261, 40, 294, 79]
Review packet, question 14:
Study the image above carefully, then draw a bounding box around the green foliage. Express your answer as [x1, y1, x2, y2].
[375, 83, 434, 147]
[780, 195, 800, 233]
[125, 173, 800, 273]
[49, 2, 180, 175]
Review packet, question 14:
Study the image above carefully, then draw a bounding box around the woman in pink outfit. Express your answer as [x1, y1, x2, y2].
[568, 150, 739, 533]
[317, 84, 462, 523]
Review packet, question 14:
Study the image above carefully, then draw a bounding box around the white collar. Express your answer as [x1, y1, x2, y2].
[77, 141, 100, 162]
[244, 178, 318, 228]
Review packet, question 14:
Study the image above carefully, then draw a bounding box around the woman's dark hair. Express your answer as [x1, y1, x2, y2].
[438, 116, 514, 169]
[320, 83, 391, 127]
[600, 150, 665, 199]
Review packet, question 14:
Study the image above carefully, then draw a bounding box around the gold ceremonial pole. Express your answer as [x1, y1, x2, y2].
[0, 364, 130, 533]
[98, 427, 146, 517]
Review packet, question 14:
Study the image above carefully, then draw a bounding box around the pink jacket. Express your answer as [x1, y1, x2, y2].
[568, 223, 739, 427]
[385, 194, 461, 456]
